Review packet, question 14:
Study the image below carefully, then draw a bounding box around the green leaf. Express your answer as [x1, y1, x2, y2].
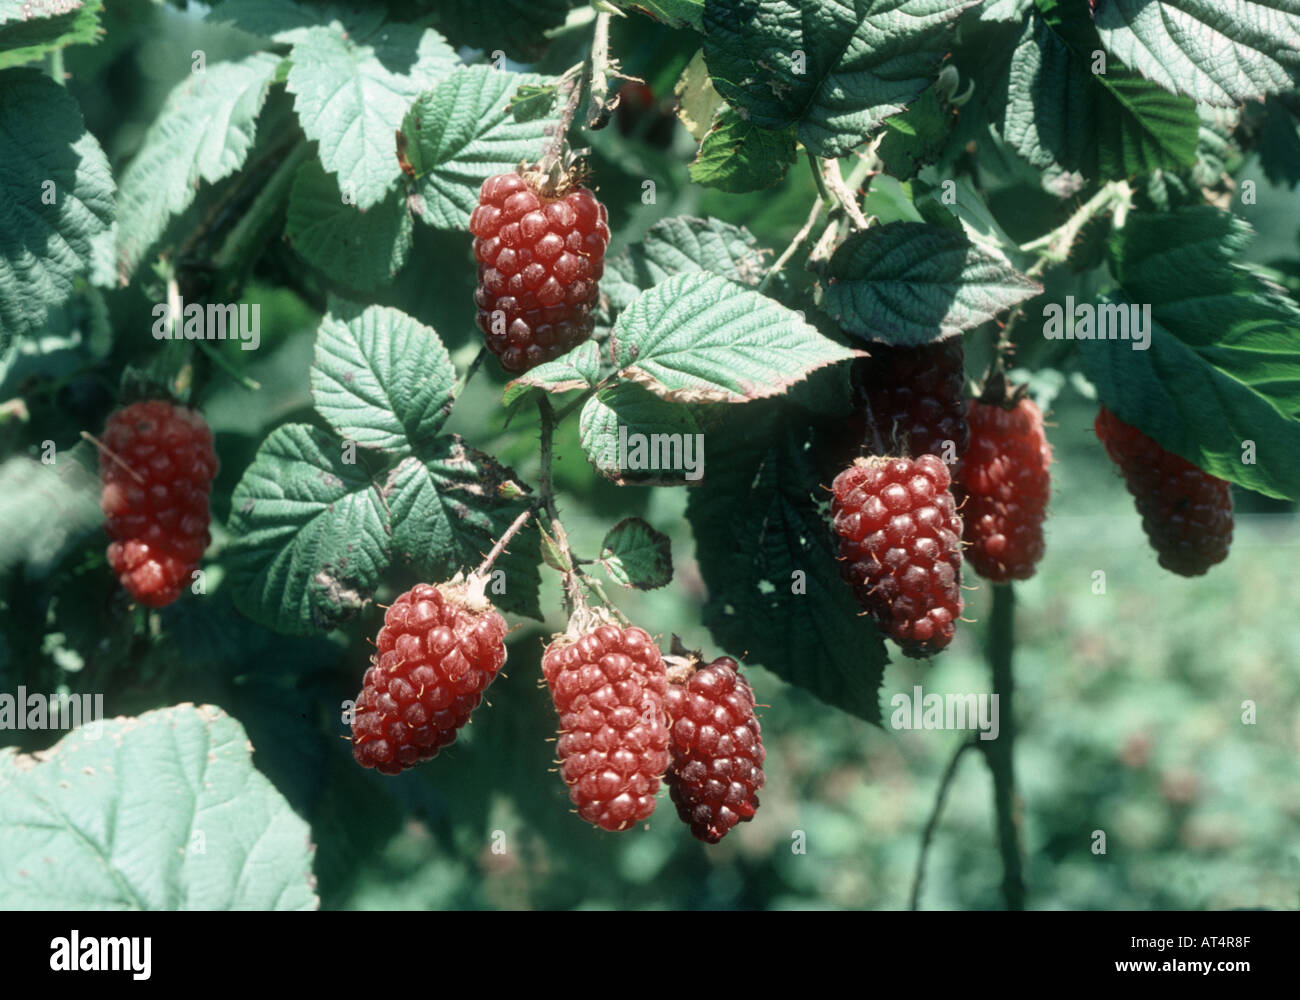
[689, 110, 796, 192]
[1257, 96, 1300, 188]
[602, 215, 767, 315]
[686, 407, 887, 724]
[1093, 0, 1300, 105]
[115, 52, 281, 281]
[599, 517, 674, 589]
[286, 24, 458, 210]
[0, 0, 102, 68]
[0, 69, 113, 347]
[823, 222, 1040, 344]
[1078, 207, 1300, 500]
[432, 0, 571, 61]
[611, 272, 855, 402]
[877, 86, 954, 181]
[400, 66, 557, 229]
[502, 340, 601, 407]
[310, 301, 456, 453]
[0, 704, 317, 910]
[702, 0, 978, 157]
[615, 0, 704, 29]
[579, 381, 702, 485]
[996, 4, 1199, 182]
[385, 439, 542, 619]
[227, 424, 390, 635]
[285, 159, 414, 291]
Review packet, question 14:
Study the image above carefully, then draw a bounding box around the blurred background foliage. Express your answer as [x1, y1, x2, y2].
[0, 0, 1298, 910]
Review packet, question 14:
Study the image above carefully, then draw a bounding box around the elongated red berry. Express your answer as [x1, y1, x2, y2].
[851, 339, 969, 460]
[98, 399, 218, 607]
[470, 169, 610, 373]
[958, 396, 1052, 582]
[351, 579, 508, 774]
[665, 655, 765, 844]
[831, 454, 964, 657]
[543, 622, 669, 832]
[1094, 406, 1233, 576]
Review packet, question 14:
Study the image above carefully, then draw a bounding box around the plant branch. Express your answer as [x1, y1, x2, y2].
[585, 12, 614, 129]
[474, 505, 536, 577]
[980, 582, 1026, 910]
[821, 157, 871, 230]
[758, 194, 825, 293]
[537, 396, 585, 615]
[910, 736, 978, 910]
[1020, 180, 1131, 279]
[805, 148, 832, 203]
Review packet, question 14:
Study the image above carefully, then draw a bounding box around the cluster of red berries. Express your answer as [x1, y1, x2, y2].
[470, 169, 610, 373]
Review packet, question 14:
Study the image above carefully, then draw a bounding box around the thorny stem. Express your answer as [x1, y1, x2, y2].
[1020, 180, 1132, 279]
[474, 505, 536, 577]
[981, 582, 1026, 910]
[821, 158, 871, 230]
[537, 396, 586, 616]
[540, 11, 610, 172]
[585, 12, 614, 130]
[910, 736, 978, 910]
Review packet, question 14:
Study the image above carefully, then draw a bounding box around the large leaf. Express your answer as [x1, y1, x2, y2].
[689, 110, 797, 192]
[284, 159, 414, 291]
[602, 215, 768, 314]
[1093, 0, 1300, 106]
[0, 69, 113, 345]
[823, 222, 1039, 344]
[399, 66, 557, 229]
[226, 424, 391, 634]
[702, 0, 978, 157]
[579, 381, 703, 485]
[615, 0, 704, 29]
[114, 53, 280, 281]
[0, 704, 317, 910]
[610, 272, 857, 402]
[286, 24, 458, 210]
[0, 0, 102, 68]
[686, 407, 888, 724]
[1078, 207, 1300, 500]
[385, 439, 542, 619]
[310, 301, 455, 453]
[995, 2, 1199, 182]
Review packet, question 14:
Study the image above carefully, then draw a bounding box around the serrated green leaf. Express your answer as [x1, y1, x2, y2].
[1078, 207, 1300, 500]
[0, 0, 102, 68]
[996, 3, 1199, 182]
[310, 301, 455, 453]
[877, 86, 953, 181]
[579, 381, 702, 485]
[502, 340, 601, 407]
[602, 216, 767, 316]
[823, 222, 1040, 344]
[227, 424, 390, 635]
[0, 704, 317, 910]
[432, 0, 571, 61]
[287, 24, 458, 211]
[114, 52, 280, 281]
[702, 0, 978, 157]
[686, 407, 887, 724]
[400, 66, 557, 229]
[600, 516, 673, 589]
[0, 69, 113, 347]
[675, 49, 726, 141]
[1093, 0, 1300, 106]
[285, 159, 413, 291]
[385, 439, 542, 619]
[689, 109, 796, 192]
[611, 272, 855, 402]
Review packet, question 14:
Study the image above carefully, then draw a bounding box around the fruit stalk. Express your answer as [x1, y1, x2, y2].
[981, 583, 1025, 910]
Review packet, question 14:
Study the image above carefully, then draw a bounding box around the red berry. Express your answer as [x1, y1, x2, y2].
[851, 339, 969, 460]
[957, 396, 1052, 582]
[469, 170, 610, 373]
[830, 454, 964, 657]
[664, 656, 765, 844]
[98, 400, 218, 607]
[351, 580, 508, 775]
[542, 622, 669, 832]
[1094, 406, 1233, 576]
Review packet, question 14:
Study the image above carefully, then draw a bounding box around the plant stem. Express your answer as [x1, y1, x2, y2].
[537, 396, 585, 615]
[211, 142, 312, 277]
[585, 12, 613, 129]
[820, 157, 871, 230]
[1020, 180, 1132, 279]
[758, 194, 825, 293]
[805, 149, 832, 203]
[454, 348, 487, 400]
[474, 505, 535, 577]
[910, 736, 978, 910]
[980, 582, 1026, 910]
